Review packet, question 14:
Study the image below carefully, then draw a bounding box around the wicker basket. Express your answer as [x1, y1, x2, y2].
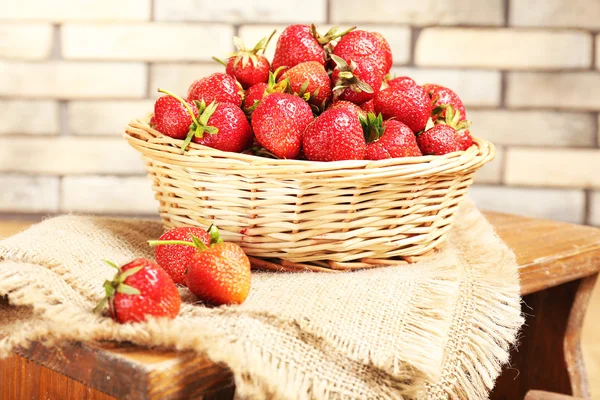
[125, 115, 495, 269]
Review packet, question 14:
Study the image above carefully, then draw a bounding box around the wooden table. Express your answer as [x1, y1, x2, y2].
[1, 213, 599, 400]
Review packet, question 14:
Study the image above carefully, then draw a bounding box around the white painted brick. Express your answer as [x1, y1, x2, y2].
[416, 28, 591, 69]
[61, 176, 157, 215]
[0, 175, 59, 213]
[590, 192, 600, 226]
[149, 63, 224, 99]
[510, 0, 600, 30]
[62, 24, 234, 62]
[0, 61, 146, 99]
[0, 138, 145, 175]
[68, 101, 154, 135]
[468, 110, 596, 147]
[507, 72, 600, 110]
[469, 185, 585, 224]
[0, 0, 150, 22]
[390, 68, 501, 107]
[0, 23, 53, 60]
[331, 0, 504, 26]
[154, 0, 326, 23]
[238, 25, 411, 66]
[474, 147, 503, 184]
[0, 100, 59, 135]
[505, 148, 600, 189]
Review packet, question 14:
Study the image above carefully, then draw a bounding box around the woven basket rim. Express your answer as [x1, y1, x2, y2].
[124, 114, 495, 176]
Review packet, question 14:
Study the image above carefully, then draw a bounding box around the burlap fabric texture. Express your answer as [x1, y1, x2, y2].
[0, 200, 523, 400]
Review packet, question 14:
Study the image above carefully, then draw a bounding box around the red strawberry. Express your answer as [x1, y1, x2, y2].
[423, 84, 467, 122]
[153, 94, 199, 139]
[272, 24, 354, 72]
[329, 100, 366, 119]
[185, 226, 251, 306]
[331, 55, 383, 104]
[360, 99, 375, 113]
[387, 76, 417, 90]
[251, 93, 313, 159]
[279, 61, 332, 108]
[333, 30, 392, 75]
[150, 227, 211, 285]
[416, 124, 462, 155]
[190, 101, 254, 153]
[429, 104, 473, 151]
[218, 31, 276, 89]
[303, 108, 366, 161]
[243, 82, 268, 109]
[362, 113, 422, 160]
[242, 68, 290, 111]
[373, 84, 431, 132]
[94, 259, 181, 324]
[187, 73, 243, 107]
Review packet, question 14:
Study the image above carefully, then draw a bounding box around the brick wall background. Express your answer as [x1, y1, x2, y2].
[1, 0, 599, 226]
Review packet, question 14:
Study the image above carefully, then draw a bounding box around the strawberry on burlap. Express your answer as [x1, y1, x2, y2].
[0, 200, 523, 400]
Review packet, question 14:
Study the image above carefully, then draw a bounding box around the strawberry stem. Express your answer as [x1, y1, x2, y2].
[147, 240, 198, 247]
[212, 56, 227, 67]
[157, 88, 201, 128]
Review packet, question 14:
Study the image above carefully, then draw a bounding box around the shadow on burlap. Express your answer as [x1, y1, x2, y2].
[0, 200, 523, 400]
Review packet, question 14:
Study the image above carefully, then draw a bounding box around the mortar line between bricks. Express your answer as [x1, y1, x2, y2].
[149, 0, 155, 21]
[57, 175, 64, 213]
[591, 34, 597, 70]
[584, 190, 592, 225]
[503, 0, 510, 27]
[51, 24, 62, 59]
[58, 101, 68, 136]
[499, 71, 507, 108]
[408, 27, 421, 67]
[499, 146, 508, 184]
[325, 0, 331, 24]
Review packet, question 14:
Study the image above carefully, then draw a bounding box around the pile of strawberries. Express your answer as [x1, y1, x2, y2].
[94, 225, 251, 324]
[151, 24, 473, 160]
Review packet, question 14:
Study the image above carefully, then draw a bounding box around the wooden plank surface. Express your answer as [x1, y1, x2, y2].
[1, 212, 600, 399]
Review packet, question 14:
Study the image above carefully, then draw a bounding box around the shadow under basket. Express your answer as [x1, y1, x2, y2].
[125, 115, 495, 271]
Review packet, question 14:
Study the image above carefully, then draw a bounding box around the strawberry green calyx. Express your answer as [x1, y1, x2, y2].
[360, 112, 385, 143]
[157, 88, 212, 153]
[224, 30, 277, 70]
[330, 54, 373, 98]
[93, 260, 142, 314]
[434, 104, 472, 133]
[180, 100, 220, 152]
[148, 225, 223, 251]
[245, 68, 290, 114]
[310, 24, 356, 46]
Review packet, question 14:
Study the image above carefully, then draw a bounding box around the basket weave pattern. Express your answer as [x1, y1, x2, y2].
[125, 116, 495, 265]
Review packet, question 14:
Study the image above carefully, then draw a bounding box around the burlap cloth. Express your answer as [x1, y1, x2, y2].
[0, 200, 523, 400]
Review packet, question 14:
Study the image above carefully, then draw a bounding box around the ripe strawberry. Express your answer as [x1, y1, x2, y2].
[217, 31, 276, 89]
[271, 24, 354, 72]
[362, 113, 422, 160]
[94, 259, 181, 323]
[279, 61, 332, 109]
[333, 30, 392, 75]
[185, 226, 251, 306]
[187, 73, 243, 107]
[416, 123, 462, 155]
[303, 108, 366, 161]
[153, 95, 199, 139]
[251, 92, 313, 159]
[242, 68, 289, 111]
[430, 104, 473, 151]
[373, 84, 431, 133]
[360, 99, 375, 113]
[423, 83, 467, 122]
[189, 101, 254, 153]
[330, 55, 383, 104]
[387, 76, 417, 90]
[150, 227, 211, 285]
[243, 82, 268, 110]
[329, 100, 366, 119]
